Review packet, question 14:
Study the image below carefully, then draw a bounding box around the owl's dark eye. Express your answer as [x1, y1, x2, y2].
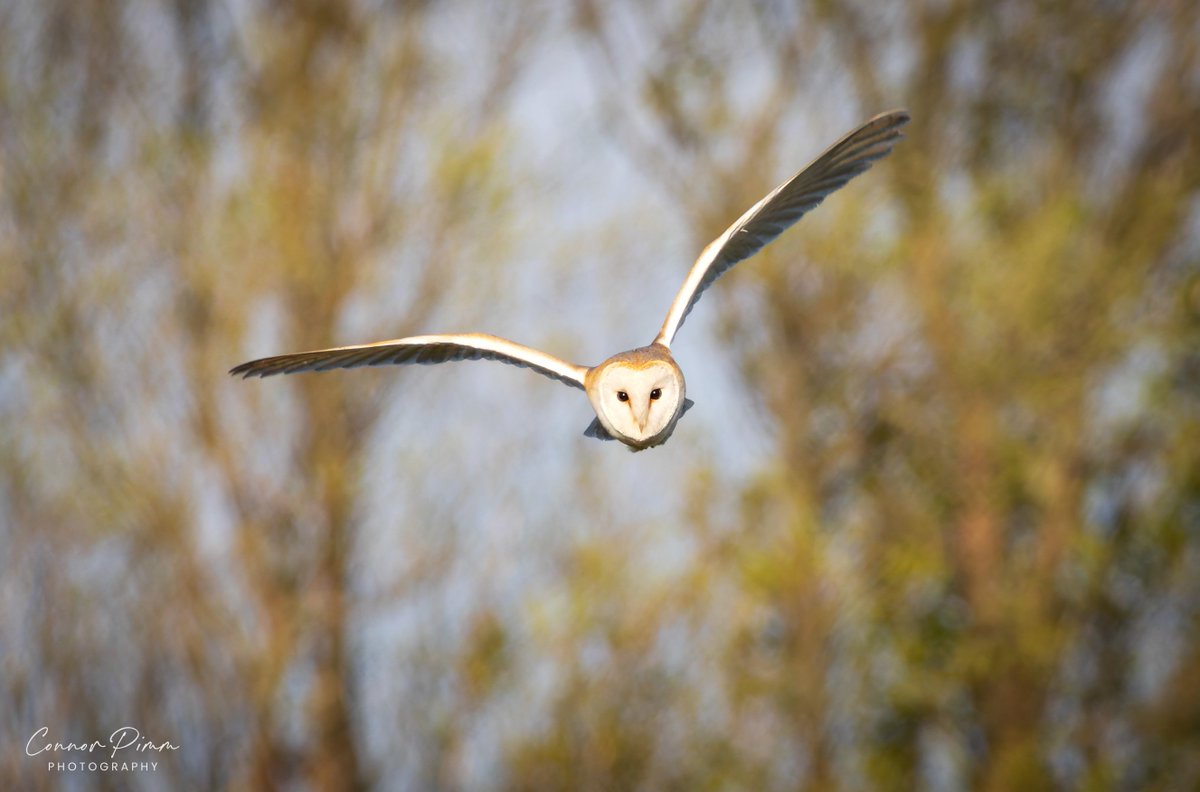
[650, 388, 662, 400]
[617, 391, 629, 402]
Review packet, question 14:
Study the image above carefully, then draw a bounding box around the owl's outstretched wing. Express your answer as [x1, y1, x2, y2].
[654, 110, 910, 348]
[230, 332, 588, 390]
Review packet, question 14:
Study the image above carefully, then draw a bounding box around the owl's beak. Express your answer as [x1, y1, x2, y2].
[633, 402, 650, 433]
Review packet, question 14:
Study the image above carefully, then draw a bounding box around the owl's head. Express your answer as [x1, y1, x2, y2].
[586, 347, 686, 449]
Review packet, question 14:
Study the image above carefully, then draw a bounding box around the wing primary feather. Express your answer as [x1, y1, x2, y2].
[653, 110, 909, 348]
[360, 348, 395, 367]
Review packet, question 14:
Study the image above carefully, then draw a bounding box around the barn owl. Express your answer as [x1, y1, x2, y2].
[232, 110, 910, 450]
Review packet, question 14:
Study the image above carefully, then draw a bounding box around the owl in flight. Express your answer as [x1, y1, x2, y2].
[232, 110, 910, 450]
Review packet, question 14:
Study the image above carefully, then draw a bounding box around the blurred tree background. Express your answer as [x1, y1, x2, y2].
[1, 0, 1197, 790]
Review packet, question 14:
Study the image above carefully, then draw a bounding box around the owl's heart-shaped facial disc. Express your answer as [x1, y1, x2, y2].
[586, 347, 686, 450]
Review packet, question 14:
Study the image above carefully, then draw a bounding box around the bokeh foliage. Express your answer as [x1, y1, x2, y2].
[1, 1, 1197, 790]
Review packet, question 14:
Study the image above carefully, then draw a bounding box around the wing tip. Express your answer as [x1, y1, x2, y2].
[859, 109, 912, 142]
[230, 359, 286, 379]
[873, 108, 911, 126]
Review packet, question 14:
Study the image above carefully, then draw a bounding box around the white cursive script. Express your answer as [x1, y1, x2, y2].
[26, 726, 179, 760]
